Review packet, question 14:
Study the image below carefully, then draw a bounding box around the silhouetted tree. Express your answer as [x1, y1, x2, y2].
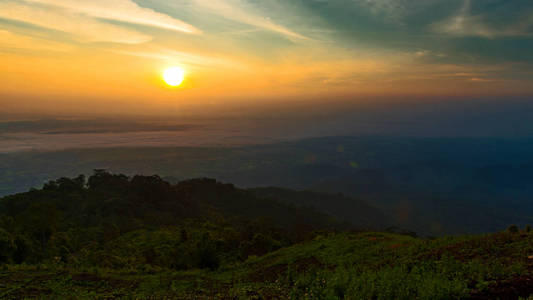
[88, 170, 129, 195]
[22, 203, 58, 255]
[196, 233, 220, 270]
[13, 236, 29, 264]
[507, 224, 519, 234]
[56, 175, 85, 192]
[180, 229, 188, 242]
[0, 228, 14, 263]
[250, 233, 273, 256]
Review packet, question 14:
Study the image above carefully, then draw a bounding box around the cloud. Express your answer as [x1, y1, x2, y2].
[192, 0, 307, 40]
[0, 1, 151, 44]
[469, 77, 498, 83]
[353, 0, 407, 22]
[25, 0, 201, 34]
[111, 47, 243, 69]
[0, 29, 72, 52]
[0, 0, 200, 45]
[431, 0, 532, 38]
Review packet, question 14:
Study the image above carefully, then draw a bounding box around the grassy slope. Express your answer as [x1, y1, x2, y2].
[1, 230, 532, 299]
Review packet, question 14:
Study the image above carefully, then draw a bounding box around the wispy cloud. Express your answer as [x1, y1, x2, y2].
[354, 0, 407, 23]
[0, 0, 200, 45]
[192, 0, 307, 40]
[0, 1, 150, 44]
[431, 0, 532, 38]
[111, 47, 243, 69]
[469, 77, 498, 83]
[0, 29, 72, 52]
[25, 0, 201, 34]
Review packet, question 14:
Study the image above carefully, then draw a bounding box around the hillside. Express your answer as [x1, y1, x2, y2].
[0, 172, 532, 298]
[1, 230, 532, 299]
[249, 187, 388, 230]
[0, 171, 353, 270]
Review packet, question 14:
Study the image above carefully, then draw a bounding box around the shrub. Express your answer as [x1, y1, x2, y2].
[195, 233, 220, 270]
[507, 225, 519, 234]
[0, 229, 14, 263]
[13, 236, 30, 264]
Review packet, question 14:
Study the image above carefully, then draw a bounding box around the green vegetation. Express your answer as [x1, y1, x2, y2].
[1, 231, 532, 299]
[0, 172, 532, 299]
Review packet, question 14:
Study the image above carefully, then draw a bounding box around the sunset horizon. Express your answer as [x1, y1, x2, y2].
[2, 1, 533, 298]
[2, 0, 533, 117]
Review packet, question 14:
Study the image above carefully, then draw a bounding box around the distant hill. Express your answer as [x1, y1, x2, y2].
[0, 172, 349, 233]
[0, 171, 352, 269]
[3, 136, 533, 235]
[250, 187, 388, 229]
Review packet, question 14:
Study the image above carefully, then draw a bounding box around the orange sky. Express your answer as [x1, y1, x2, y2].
[1, 0, 532, 116]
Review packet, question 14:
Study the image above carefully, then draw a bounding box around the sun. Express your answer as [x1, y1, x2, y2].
[163, 66, 185, 87]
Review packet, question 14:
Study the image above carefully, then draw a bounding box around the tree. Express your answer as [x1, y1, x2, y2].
[130, 175, 171, 204]
[22, 203, 58, 255]
[180, 229, 188, 242]
[195, 233, 220, 270]
[0, 228, 14, 263]
[56, 175, 85, 192]
[88, 170, 129, 195]
[250, 233, 274, 256]
[0, 215, 15, 233]
[507, 224, 519, 234]
[13, 235, 29, 264]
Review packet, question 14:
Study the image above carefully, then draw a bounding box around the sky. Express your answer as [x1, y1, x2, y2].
[1, 0, 533, 117]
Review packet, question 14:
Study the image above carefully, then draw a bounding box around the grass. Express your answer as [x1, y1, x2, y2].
[1, 230, 532, 299]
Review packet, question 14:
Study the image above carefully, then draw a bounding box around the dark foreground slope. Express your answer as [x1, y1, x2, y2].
[1, 231, 532, 299]
[0, 173, 532, 299]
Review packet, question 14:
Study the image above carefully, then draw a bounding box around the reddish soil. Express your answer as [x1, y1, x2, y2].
[470, 275, 533, 300]
[418, 233, 527, 262]
[248, 256, 326, 282]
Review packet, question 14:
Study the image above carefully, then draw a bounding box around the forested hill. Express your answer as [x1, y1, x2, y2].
[1, 171, 533, 299]
[250, 187, 387, 229]
[0, 170, 354, 267]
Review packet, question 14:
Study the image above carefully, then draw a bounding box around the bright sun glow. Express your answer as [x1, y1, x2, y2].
[163, 67, 185, 87]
